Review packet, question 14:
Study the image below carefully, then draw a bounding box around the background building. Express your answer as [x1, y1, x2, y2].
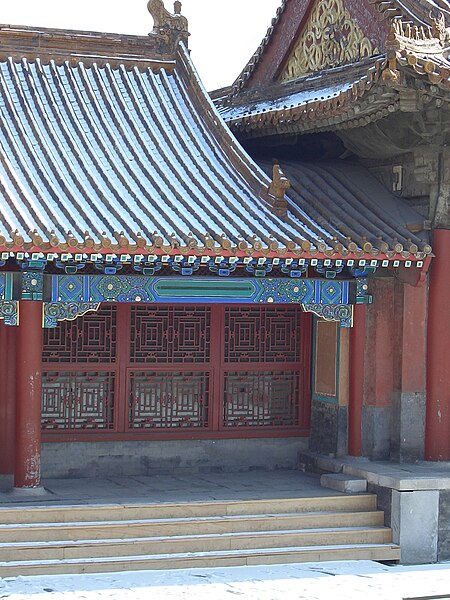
[217, 0, 450, 463]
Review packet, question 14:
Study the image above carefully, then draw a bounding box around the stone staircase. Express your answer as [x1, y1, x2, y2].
[0, 494, 400, 575]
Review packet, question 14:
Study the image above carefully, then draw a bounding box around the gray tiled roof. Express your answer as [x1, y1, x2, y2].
[0, 43, 320, 254]
[259, 160, 430, 256]
[0, 26, 430, 259]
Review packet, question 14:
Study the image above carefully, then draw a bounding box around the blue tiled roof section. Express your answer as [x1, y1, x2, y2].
[0, 40, 430, 257]
[0, 44, 319, 252]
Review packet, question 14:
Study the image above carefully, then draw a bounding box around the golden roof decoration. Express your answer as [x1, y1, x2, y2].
[265, 160, 291, 218]
[147, 0, 189, 48]
[280, 0, 378, 81]
[382, 14, 450, 85]
[430, 11, 450, 46]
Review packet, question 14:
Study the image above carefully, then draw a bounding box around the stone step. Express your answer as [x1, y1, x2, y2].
[0, 495, 377, 524]
[0, 543, 402, 576]
[0, 526, 393, 561]
[0, 510, 385, 542]
[320, 474, 368, 493]
[0, 493, 399, 576]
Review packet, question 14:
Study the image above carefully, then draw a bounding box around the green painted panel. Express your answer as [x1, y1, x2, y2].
[153, 278, 257, 299]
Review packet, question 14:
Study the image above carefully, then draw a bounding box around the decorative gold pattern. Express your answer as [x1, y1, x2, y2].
[281, 0, 378, 80]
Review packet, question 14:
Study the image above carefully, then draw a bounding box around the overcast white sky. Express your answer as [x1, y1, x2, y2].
[0, 0, 281, 90]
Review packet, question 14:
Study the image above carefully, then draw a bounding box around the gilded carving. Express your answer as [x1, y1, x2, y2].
[281, 0, 378, 80]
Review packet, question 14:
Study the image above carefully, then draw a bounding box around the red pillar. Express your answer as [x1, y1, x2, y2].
[426, 229, 450, 460]
[348, 304, 366, 456]
[355, 279, 396, 460]
[0, 324, 17, 474]
[401, 283, 427, 394]
[14, 301, 43, 488]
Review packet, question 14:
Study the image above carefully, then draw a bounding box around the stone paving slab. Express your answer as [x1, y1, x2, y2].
[303, 454, 450, 491]
[0, 470, 345, 507]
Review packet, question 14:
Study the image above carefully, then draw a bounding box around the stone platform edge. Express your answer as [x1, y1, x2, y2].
[298, 452, 450, 491]
[298, 451, 450, 564]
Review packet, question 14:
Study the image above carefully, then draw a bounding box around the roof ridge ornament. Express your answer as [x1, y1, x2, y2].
[265, 160, 290, 219]
[148, 0, 189, 50]
[430, 11, 450, 47]
[383, 14, 449, 84]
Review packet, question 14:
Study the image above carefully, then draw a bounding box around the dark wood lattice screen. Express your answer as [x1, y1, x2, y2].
[224, 306, 299, 363]
[222, 307, 301, 428]
[42, 371, 115, 430]
[42, 306, 117, 430]
[43, 306, 116, 363]
[130, 306, 211, 364]
[129, 371, 210, 429]
[128, 305, 211, 430]
[42, 304, 307, 436]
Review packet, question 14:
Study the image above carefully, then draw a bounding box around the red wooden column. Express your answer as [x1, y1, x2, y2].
[426, 229, 450, 460]
[0, 324, 17, 474]
[348, 304, 366, 456]
[358, 279, 395, 459]
[392, 279, 428, 461]
[14, 301, 43, 488]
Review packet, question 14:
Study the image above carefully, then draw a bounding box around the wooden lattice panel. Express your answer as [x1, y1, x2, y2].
[41, 304, 307, 437]
[42, 371, 115, 430]
[43, 306, 117, 363]
[224, 306, 300, 363]
[223, 371, 299, 428]
[130, 306, 211, 363]
[128, 371, 210, 429]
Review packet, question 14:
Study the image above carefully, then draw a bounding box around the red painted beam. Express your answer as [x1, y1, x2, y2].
[426, 229, 450, 460]
[14, 301, 43, 488]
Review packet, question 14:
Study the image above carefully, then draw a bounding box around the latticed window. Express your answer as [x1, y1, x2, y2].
[42, 306, 117, 431]
[222, 306, 301, 428]
[42, 304, 310, 436]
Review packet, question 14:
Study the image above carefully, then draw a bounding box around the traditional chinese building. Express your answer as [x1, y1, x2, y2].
[0, 0, 443, 506]
[217, 0, 450, 467]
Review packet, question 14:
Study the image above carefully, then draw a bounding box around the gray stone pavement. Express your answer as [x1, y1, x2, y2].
[2, 454, 450, 507]
[306, 454, 450, 490]
[0, 469, 344, 506]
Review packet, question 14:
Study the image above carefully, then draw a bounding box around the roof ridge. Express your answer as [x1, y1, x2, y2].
[229, 0, 287, 97]
[0, 0, 190, 67]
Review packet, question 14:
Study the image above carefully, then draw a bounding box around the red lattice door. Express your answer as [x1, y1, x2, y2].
[221, 306, 307, 430]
